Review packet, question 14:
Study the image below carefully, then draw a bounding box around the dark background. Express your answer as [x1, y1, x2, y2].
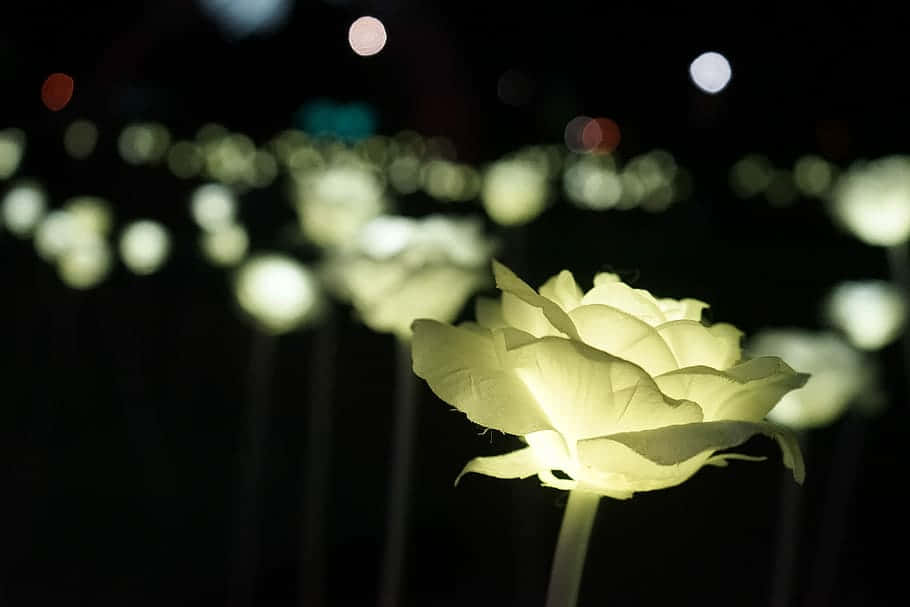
[1, 2, 908, 606]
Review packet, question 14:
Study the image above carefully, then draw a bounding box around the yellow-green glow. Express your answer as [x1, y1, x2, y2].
[324, 215, 496, 339]
[564, 157, 622, 210]
[0, 128, 25, 180]
[191, 183, 237, 232]
[412, 261, 807, 498]
[57, 234, 112, 290]
[200, 224, 249, 266]
[829, 156, 910, 246]
[119, 220, 171, 275]
[422, 160, 479, 202]
[204, 133, 257, 186]
[63, 119, 99, 159]
[234, 253, 322, 334]
[823, 280, 907, 351]
[747, 329, 875, 429]
[64, 196, 113, 236]
[481, 159, 549, 226]
[251, 150, 278, 188]
[118, 123, 171, 165]
[167, 141, 205, 179]
[1, 181, 47, 237]
[34, 211, 78, 261]
[730, 154, 773, 198]
[793, 155, 835, 197]
[388, 155, 421, 194]
[34, 203, 113, 289]
[293, 164, 386, 248]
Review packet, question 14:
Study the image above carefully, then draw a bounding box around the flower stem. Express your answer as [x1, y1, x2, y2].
[544, 490, 601, 607]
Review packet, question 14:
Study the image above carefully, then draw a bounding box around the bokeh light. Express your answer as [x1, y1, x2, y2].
[191, 183, 237, 232]
[234, 254, 322, 334]
[581, 118, 621, 155]
[564, 116, 593, 153]
[793, 155, 835, 197]
[41, 73, 74, 111]
[349, 16, 387, 56]
[729, 154, 774, 198]
[829, 156, 910, 246]
[198, 0, 294, 38]
[118, 123, 171, 166]
[689, 52, 731, 94]
[0, 128, 26, 179]
[481, 158, 549, 226]
[200, 224, 249, 266]
[119, 220, 171, 275]
[824, 280, 907, 351]
[63, 119, 99, 160]
[167, 141, 205, 179]
[1, 181, 46, 237]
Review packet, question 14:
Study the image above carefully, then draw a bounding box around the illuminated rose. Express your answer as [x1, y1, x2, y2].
[412, 261, 807, 499]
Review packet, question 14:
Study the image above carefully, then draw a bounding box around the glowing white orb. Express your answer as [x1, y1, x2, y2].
[200, 224, 249, 266]
[58, 235, 113, 290]
[689, 52, 732, 94]
[191, 184, 237, 232]
[1, 182, 47, 237]
[481, 159, 549, 226]
[235, 254, 322, 334]
[348, 16, 387, 56]
[829, 156, 910, 246]
[824, 280, 907, 351]
[0, 128, 25, 179]
[119, 220, 171, 275]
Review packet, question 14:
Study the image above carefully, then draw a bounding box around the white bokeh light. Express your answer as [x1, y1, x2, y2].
[119, 220, 171, 275]
[234, 254, 322, 334]
[191, 183, 237, 232]
[348, 16, 387, 56]
[689, 52, 732, 94]
[824, 280, 908, 351]
[1, 182, 47, 237]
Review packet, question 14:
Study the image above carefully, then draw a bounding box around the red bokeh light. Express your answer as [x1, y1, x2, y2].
[581, 118, 621, 154]
[41, 73, 74, 111]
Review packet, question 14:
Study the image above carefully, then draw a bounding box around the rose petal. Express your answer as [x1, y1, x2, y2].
[411, 319, 553, 435]
[456, 447, 541, 485]
[493, 260, 582, 341]
[580, 282, 666, 326]
[656, 320, 743, 370]
[657, 297, 709, 322]
[538, 270, 584, 310]
[569, 304, 679, 375]
[500, 335, 702, 440]
[655, 357, 810, 422]
[587, 420, 805, 484]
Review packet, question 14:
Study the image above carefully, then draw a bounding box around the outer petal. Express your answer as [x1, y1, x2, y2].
[456, 447, 541, 485]
[538, 270, 585, 311]
[500, 335, 702, 441]
[654, 357, 810, 422]
[657, 297, 709, 322]
[588, 420, 805, 484]
[656, 320, 743, 370]
[580, 282, 666, 326]
[411, 319, 553, 435]
[493, 260, 582, 341]
[569, 304, 679, 375]
[575, 439, 713, 494]
[475, 296, 507, 329]
[501, 292, 560, 337]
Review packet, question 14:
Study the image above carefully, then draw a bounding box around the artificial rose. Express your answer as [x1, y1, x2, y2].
[412, 261, 808, 499]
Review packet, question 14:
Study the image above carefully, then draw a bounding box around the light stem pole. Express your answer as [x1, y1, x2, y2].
[544, 490, 601, 607]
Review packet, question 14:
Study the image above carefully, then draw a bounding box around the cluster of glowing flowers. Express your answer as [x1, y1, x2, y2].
[33, 197, 114, 289]
[564, 151, 688, 213]
[481, 158, 550, 226]
[747, 329, 880, 429]
[292, 163, 387, 248]
[1, 181, 47, 237]
[234, 253, 324, 334]
[412, 262, 807, 498]
[828, 156, 910, 246]
[190, 183, 249, 266]
[0, 128, 25, 180]
[323, 215, 497, 340]
[197, 125, 277, 189]
[823, 280, 907, 351]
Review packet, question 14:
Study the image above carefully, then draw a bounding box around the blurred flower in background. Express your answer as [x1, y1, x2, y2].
[234, 253, 324, 334]
[828, 156, 910, 247]
[324, 214, 497, 340]
[823, 280, 907, 351]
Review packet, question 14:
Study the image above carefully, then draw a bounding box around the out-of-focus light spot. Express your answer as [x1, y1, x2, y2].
[748, 329, 878, 429]
[349, 16, 387, 56]
[689, 52, 731, 94]
[234, 254, 322, 334]
[564, 116, 593, 153]
[481, 159, 549, 225]
[421, 160, 478, 202]
[297, 100, 377, 142]
[34, 211, 78, 261]
[203, 132, 260, 186]
[793, 155, 835, 197]
[0, 128, 26, 179]
[359, 216, 417, 259]
[564, 157, 622, 210]
[58, 235, 112, 290]
[824, 281, 907, 351]
[388, 155, 421, 194]
[63, 119, 98, 159]
[765, 170, 798, 207]
[191, 184, 237, 232]
[829, 156, 910, 246]
[581, 118, 621, 155]
[119, 220, 171, 275]
[41, 73, 74, 111]
[497, 69, 533, 107]
[200, 224, 249, 266]
[167, 141, 204, 178]
[65, 196, 113, 235]
[730, 154, 773, 198]
[197, 123, 229, 143]
[1, 181, 46, 237]
[293, 164, 386, 248]
[118, 123, 171, 165]
[198, 0, 294, 39]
